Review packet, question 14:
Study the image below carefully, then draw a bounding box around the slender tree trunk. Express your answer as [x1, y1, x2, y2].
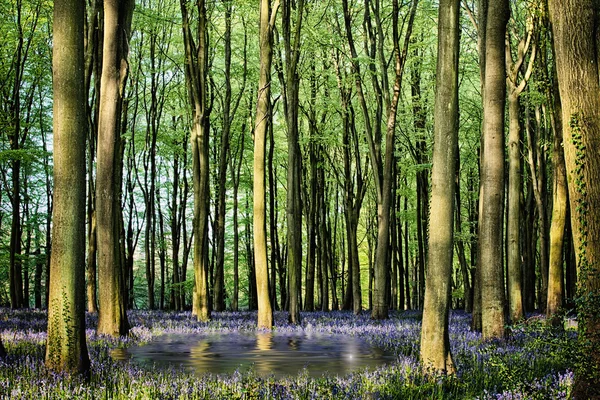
[171, 138, 181, 310]
[45, 0, 90, 372]
[229, 111, 247, 311]
[455, 154, 472, 312]
[411, 45, 429, 311]
[523, 179, 537, 311]
[253, 0, 278, 329]
[180, 0, 211, 322]
[547, 69, 566, 321]
[214, 1, 247, 312]
[246, 195, 258, 311]
[280, 0, 305, 324]
[267, 102, 280, 310]
[420, 0, 459, 374]
[505, 9, 536, 323]
[506, 94, 524, 322]
[34, 245, 43, 308]
[84, 0, 101, 314]
[404, 194, 412, 309]
[371, 0, 417, 320]
[305, 97, 317, 312]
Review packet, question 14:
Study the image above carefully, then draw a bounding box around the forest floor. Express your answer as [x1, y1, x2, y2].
[0, 308, 575, 399]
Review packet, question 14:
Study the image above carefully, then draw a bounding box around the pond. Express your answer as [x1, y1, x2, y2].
[111, 332, 397, 377]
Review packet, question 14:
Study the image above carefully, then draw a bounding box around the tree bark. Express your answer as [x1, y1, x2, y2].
[253, 0, 278, 329]
[480, 0, 508, 340]
[549, 1, 600, 395]
[45, 0, 90, 372]
[420, 0, 459, 374]
[96, 0, 133, 337]
[547, 66, 566, 321]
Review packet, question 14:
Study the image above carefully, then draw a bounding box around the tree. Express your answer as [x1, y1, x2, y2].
[96, 0, 134, 336]
[180, 0, 211, 322]
[419, 0, 459, 374]
[4, 0, 46, 310]
[214, 1, 247, 312]
[550, 0, 600, 396]
[280, 0, 305, 324]
[479, 0, 508, 340]
[547, 60, 567, 322]
[84, 0, 102, 314]
[341, 0, 417, 320]
[45, 0, 90, 373]
[505, 6, 536, 323]
[253, 0, 279, 329]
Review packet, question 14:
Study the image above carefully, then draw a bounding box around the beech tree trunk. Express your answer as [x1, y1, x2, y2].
[550, 1, 600, 395]
[480, 0, 508, 340]
[253, 0, 278, 329]
[420, 0, 459, 374]
[96, 0, 133, 337]
[45, 0, 90, 372]
[547, 69, 566, 321]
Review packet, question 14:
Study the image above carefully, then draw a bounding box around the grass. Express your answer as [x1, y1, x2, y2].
[0, 308, 575, 399]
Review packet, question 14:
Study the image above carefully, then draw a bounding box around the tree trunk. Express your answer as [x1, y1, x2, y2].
[84, 0, 101, 314]
[371, 0, 417, 320]
[420, 0, 459, 374]
[180, 0, 211, 322]
[96, 0, 133, 337]
[505, 20, 535, 321]
[280, 0, 305, 324]
[550, 1, 600, 395]
[246, 195, 258, 311]
[506, 94, 524, 322]
[34, 245, 43, 309]
[547, 88, 567, 321]
[213, 1, 246, 312]
[480, 0, 508, 340]
[45, 0, 90, 372]
[411, 45, 429, 311]
[253, 0, 278, 328]
[229, 110, 247, 311]
[455, 154, 472, 312]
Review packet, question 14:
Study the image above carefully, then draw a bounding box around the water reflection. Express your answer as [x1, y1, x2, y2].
[112, 332, 395, 378]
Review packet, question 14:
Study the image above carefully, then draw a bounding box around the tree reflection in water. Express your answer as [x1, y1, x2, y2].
[114, 332, 396, 377]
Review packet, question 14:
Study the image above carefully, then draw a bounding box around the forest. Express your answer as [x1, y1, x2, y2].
[0, 0, 599, 398]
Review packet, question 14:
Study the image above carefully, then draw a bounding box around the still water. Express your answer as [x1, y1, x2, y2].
[112, 332, 396, 377]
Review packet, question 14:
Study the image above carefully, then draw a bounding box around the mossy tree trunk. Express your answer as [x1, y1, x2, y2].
[550, 0, 600, 396]
[547, 66, 567, 322]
